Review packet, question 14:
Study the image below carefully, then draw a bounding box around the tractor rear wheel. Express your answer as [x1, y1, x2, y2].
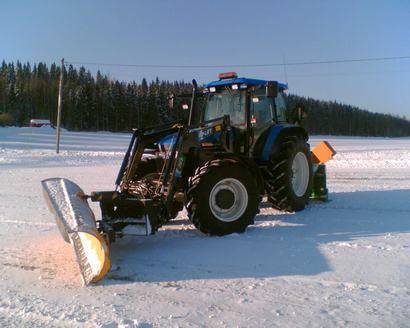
[186, 159, 260, 236]
[265, 137, 313, 211]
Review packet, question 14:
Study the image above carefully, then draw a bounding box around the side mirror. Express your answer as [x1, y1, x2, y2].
[292, 105, 308, 125]
[168, 94, 174, 109]
[192, 79, 198, 89]
[266, 81, 278, 98]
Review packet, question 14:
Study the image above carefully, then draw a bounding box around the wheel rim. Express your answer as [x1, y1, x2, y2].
[209, 178, 248, 222]
[291, 152, 310, 197]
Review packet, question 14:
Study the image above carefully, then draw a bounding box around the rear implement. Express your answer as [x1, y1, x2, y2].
[310, 141, 337, 201]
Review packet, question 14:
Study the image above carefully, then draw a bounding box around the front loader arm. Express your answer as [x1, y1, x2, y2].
[117, 124, 182, 190]
[99, 125, 189, 235]
[41, 123, 187, 286]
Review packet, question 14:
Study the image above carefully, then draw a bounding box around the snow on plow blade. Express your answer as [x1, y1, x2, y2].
[41, 178, 110, 285]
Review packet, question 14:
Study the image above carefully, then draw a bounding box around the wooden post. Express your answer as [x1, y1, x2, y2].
[56, 58, 64, 154]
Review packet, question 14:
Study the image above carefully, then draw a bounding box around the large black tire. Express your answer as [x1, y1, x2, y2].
[265, 137, 313, 211]
[186, 159, 260, 236]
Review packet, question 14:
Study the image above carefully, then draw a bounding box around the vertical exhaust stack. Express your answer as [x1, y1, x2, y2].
[41, 178, 111, 285]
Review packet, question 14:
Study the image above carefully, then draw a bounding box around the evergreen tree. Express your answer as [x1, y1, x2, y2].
[0, 60, 409, 136]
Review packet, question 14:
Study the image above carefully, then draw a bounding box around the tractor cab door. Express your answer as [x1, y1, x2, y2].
[274, 92, 287, 123]
[249, 88, 288, 154]
[250, 88, 276, 148]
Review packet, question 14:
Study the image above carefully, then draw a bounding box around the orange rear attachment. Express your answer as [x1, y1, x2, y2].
[311, 141, 336, 164]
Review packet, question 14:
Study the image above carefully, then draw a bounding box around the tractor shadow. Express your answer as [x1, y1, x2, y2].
[104, 189, 410, 284]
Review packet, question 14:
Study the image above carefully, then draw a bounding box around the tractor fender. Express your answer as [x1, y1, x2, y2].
[259, 124, 308, 162]
[157, 129, 224, 152]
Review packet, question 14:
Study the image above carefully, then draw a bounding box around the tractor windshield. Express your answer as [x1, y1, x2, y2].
[204, 88, 246, 127]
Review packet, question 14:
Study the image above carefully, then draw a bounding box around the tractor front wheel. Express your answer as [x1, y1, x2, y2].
[187, 159, 260, 236]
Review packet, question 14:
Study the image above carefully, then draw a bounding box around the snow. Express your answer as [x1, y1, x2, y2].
[1, 127, 410, 327]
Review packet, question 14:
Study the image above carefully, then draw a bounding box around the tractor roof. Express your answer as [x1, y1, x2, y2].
[206, 77, 288, 90]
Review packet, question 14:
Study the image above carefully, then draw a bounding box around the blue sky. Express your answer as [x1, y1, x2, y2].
[1, 0, 409, 117]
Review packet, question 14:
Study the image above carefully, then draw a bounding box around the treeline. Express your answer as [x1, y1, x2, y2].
[1, 61, 409, 137]
[0, 61, 192, 131]
[286, 95, 410, 137]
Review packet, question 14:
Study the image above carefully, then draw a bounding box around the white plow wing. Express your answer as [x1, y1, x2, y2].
[41, 178, 110, 285]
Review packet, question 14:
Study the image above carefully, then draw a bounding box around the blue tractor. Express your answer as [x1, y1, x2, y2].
[42, 72, 323, 284]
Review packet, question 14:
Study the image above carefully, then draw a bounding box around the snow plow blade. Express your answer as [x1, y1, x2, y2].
[41, 178, 110, 285]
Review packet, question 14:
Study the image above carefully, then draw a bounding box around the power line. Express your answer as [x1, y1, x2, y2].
[287, 68, 410, 78]
[65, 55, 410, 69]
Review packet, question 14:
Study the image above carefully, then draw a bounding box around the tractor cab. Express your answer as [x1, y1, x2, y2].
[202, 72, 288, 153]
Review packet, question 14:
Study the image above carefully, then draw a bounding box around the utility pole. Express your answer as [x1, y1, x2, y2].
[56, 58, 64, 154]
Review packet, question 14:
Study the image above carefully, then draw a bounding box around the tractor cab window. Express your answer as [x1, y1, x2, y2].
[275, 92, 287, 122]
[204, 88, 246, 128]
[250, 89, 274, 128]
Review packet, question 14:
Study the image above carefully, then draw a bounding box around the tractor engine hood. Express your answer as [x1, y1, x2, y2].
[157, 128, 223, 152]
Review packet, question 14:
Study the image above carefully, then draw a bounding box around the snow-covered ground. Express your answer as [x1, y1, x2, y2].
[0, 126, 409, 327]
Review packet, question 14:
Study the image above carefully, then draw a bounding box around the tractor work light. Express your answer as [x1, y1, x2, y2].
[182, 104, 189, 110]
[214, 124, 222, 132]
[218, 72, 238, 80]
[232, 84, 239, 90]
[209, 87, 216, 93]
